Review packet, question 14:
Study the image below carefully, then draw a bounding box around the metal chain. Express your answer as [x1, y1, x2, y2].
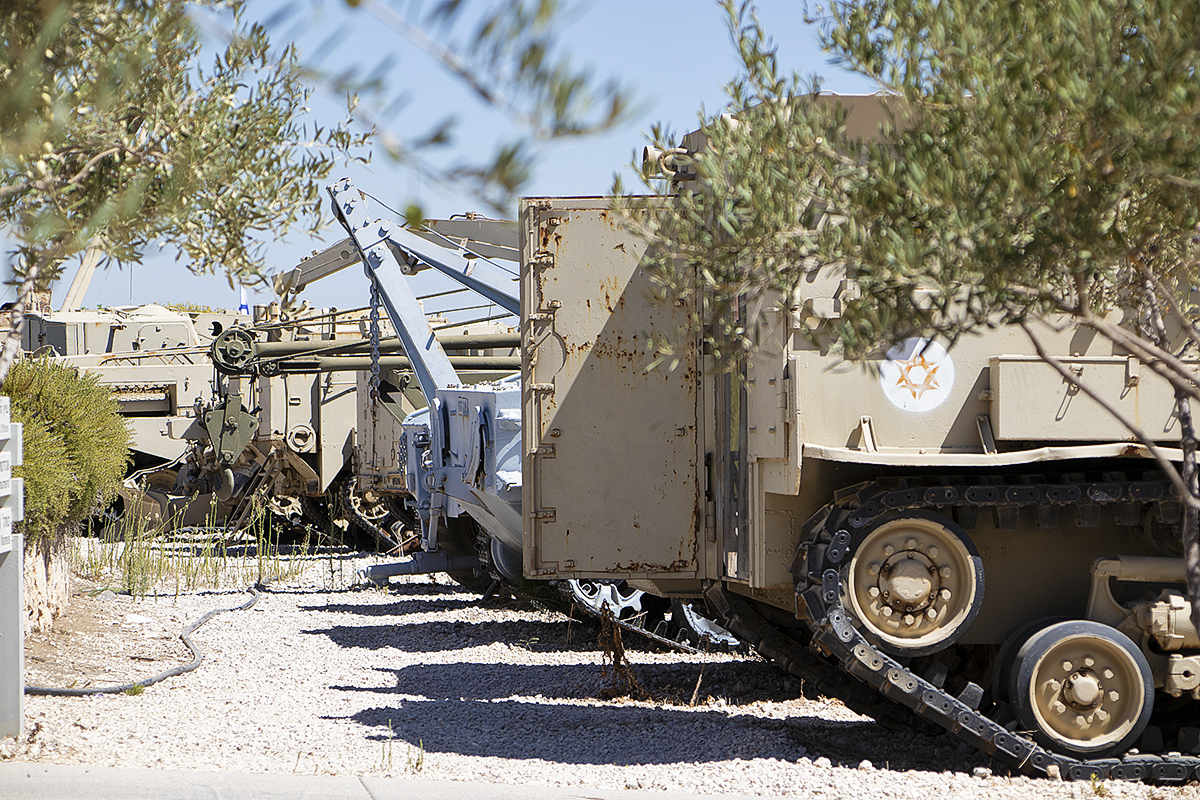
[368, 278, 382, 410]
[367, 277, 382, 480]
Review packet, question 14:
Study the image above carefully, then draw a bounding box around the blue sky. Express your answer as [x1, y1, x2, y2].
[33, 0, 874, 313]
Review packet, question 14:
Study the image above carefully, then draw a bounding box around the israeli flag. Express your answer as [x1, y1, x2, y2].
[239, 286, 250, 315]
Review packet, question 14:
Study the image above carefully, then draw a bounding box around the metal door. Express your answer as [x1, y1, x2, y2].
[521, 199, 700, 580]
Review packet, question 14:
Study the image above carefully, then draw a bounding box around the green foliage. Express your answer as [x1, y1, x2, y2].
[163, 301, 219, 314]
[626, 0, 1200, 625]
[0, 0, 370, 290]
[626, 0, 1200, 364]
[3, 357, 129, 543]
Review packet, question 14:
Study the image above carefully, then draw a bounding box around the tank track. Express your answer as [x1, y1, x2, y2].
[707, 472, 1200, 783]
[339, 481, 403, 552]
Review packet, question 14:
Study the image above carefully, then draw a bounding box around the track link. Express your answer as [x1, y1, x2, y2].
[340, 481, 404, 552]
[720, 472, 1200, 783]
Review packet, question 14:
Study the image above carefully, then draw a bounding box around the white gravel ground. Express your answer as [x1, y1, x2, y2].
[4, 550, 1200, 799]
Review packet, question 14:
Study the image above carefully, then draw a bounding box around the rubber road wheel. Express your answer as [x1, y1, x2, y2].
[843, 510, 984, 657]
[1009, 619, 1154, 759]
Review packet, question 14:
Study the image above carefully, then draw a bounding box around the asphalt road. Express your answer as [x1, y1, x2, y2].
[0, 763, 779, 800]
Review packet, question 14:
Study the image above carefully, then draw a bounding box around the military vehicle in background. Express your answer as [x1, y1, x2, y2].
[202, 187, 736, 647]
[312, 94, 1200, 782]
[27, 218, 523, 549]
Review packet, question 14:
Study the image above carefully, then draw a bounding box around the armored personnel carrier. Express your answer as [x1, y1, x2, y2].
[510, 113, 1200, 781]
[312, 105, 1200, 776]
[518, 194, 1200, 780]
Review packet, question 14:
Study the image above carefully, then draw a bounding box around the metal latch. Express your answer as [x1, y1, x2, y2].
[529, 300, 562, 322]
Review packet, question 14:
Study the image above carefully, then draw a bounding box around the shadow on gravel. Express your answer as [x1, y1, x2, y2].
[299, 598, 482, 615]
[301, 619, 597, 652]
[339, 698, 785, 765]
[330, 660, 798, 705]
[330, 696, 983, 774]
[781, 718, 990, 775]
[321, 656, 990, 775]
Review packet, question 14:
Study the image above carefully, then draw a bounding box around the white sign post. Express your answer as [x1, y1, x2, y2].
[0, 397, 26, 738]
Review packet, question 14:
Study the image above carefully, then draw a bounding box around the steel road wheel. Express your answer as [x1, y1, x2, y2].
[843, 511, 984, 656]
[670, 599, 742, 650]
[345, 485, 390, 522]
[1009, 620, 1154, 758]
[142, 469, 178, 494]
[992, 616, 1070, 705]
[567, 580, 668, 623]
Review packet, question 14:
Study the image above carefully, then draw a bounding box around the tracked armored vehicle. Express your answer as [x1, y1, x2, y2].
[512, 132, 1200, 780]
[518, 198, 1199, 779]
[294, 160, 1200, 779]
[28, 300, 371, 537]
[34, 230, 517, 544]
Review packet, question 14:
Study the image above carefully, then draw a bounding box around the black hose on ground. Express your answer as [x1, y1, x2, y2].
[24, 587, 261, 697]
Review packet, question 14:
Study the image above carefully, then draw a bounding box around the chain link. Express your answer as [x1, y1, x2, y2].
[367, 277, 382, 480]
[368, 278, 382, 409]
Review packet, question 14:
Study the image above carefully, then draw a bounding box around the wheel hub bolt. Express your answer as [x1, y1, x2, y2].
[880, 552, 936, 609]
[1063, 672, 1102, 707]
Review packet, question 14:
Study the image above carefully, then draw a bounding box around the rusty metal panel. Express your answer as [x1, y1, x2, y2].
[990, 356, 1183, 442]
[521, 199, 700, 580]
[318, 371, 357, 492]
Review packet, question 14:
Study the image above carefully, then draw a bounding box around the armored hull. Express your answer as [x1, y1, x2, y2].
[516, 197, 1200, 781]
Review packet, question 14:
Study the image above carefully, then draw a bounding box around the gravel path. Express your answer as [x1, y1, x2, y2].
[4, 550, 1200, 799]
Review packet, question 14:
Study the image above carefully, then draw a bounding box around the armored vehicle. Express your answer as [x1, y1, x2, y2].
[518, 195, 1200, 780]
[316, 115, 1200, 776]
[33, 228, 516, 545]
[510, 111, 1200, 780]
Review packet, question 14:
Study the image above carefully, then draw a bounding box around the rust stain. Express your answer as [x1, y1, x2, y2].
[610, 560, 691, 573]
